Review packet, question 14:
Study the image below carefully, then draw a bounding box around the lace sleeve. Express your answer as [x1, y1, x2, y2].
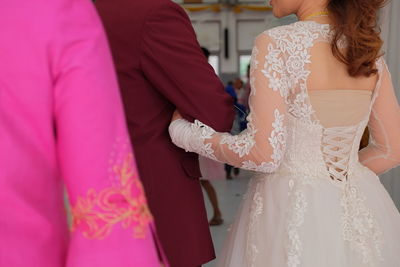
[169, 33, 288, 173]
[359, 59, 400, 174]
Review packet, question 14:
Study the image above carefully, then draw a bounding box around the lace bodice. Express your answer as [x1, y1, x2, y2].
[169, 21, 400, 178]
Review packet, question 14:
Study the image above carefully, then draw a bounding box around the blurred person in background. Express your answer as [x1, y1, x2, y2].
[199, 47, 225, 226]
[238, 64, 252, 112]
[225, 78, 248, 179]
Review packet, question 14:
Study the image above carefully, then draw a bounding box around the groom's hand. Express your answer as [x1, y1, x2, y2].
[172, 110, 183, 122]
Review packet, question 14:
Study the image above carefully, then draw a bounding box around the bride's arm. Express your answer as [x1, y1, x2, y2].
[359, 59, 400, 174]
[169, 33, 288, 173]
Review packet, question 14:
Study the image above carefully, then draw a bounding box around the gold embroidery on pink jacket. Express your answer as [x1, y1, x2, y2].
[71, 153, 153, 239]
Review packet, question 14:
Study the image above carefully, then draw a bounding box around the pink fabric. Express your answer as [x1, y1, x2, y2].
[199, 156, 225, 180]
[0, 0, 163, 266]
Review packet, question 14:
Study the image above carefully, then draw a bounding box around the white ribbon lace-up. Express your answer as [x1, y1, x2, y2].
[321, 125, 358, 182]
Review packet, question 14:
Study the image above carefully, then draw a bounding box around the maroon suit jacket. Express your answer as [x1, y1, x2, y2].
[95, 1, 234, 266]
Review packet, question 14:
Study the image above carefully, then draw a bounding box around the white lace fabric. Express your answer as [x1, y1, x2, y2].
[169, 22, 400, 177]
[170, 32, 288, 173]
[169, 21, 400, 267]
[359, 62, 400, 174]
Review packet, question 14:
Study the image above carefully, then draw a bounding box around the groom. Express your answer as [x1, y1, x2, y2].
[95, 0, 234, 266]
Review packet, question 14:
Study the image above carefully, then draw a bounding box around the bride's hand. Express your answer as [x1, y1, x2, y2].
[171, 110, 183, 122]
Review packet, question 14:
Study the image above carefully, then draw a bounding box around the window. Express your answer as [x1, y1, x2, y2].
[239, 54, 251, 81]
[209, 55, 220, 76]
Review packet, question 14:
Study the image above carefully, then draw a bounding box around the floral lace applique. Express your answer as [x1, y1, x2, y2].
[250, 46, 260, 96]
[246, 181, 264, 267]
[289, 89, 315, 120]
[241, 160, 278, 173]
[341, 183, 384, 264]
[71, 153, 153, 240]
[286, 180, 308, 267]
[190, 120, 218, 161]
[262, 22, 329, 267]
[265, 21, 331, 122]
[242, 109, 286, 172]
[262, 43, 288, 98]
[221, 114, 257, 158]
[270, 109, 287, 163]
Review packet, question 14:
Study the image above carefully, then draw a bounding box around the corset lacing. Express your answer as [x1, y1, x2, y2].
[321, 125, 359, 182]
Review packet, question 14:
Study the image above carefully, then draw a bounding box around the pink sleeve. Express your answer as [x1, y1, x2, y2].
[51, 0, 161, 266]
[359, 59, 400, 174]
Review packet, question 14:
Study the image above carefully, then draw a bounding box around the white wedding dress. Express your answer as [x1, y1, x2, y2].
[169, 21, 400, 267]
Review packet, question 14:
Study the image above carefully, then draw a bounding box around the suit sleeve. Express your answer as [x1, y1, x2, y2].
[51, 0, 161, 266]
[140, 1, 234, 132]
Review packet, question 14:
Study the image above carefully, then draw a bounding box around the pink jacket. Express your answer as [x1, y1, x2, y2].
[0, 0, 162, 266]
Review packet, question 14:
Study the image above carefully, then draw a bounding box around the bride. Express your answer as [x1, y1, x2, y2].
[169, 0, 400, 266]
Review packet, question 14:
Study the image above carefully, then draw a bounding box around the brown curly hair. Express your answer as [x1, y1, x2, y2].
[327, 0, 388, 77]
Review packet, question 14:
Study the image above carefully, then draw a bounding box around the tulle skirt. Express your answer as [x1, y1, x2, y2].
[217, 165, 400, 267]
